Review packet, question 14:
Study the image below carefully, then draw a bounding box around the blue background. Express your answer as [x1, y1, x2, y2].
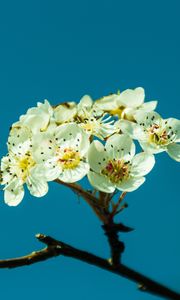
[0, 1, 179, 299]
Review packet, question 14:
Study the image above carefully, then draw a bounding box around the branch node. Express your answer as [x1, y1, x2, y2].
[56, 245, 62, 250]
[138, 283, 147, 291]
[36, 233, 45, 240]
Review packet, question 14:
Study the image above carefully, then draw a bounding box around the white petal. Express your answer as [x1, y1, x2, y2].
[78, 95, 93, 110]
[139, 101, 158, 112]
[43, 164, 61, 181]
[55, 123, 90, 156]
[32, 163, 61, 182]
[123, 103, 157, 121]
[135, 111, 162, 127]
[116, 176, 145, 192]
[4, 181, 24, 206]
[8, 126, 32, 155]
[1, 156, 10, 171]
[77, 95, 94, 120]
[59, 161, 89, 183]
[131, 153, 155, 177]
[117, 120, 146, 140]
[139, 140, 165, 154]
[94, 94, 119, 111]
[1, 172, 12, 185]
[1, 155, 21, 185]
[19, 113, 49, 134]
[87, 171, 115, 193]
[32, 131, 56, 163]
[117, 87, 145, 108]
[163, 118, 180, 142]
[9, 126, 32, 144]
[25, 100, 52, 116]
[26, 166, 49, 197]
[27, 175, 48, 197]
[167, 143, 180, 162]
[88, 140, 108, 172]
[17, 100, 53, 134]
[54, 102, 77, 123]
[105, 133, 136, 160]
[38, 100, 53, 116]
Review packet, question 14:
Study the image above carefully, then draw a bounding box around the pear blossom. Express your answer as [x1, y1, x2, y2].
[75, 95, 116, 139]
[13, 100, 54, 134]
[95, 87, 157, 121]
[54, 95, 115, 139]
[87, 134, 155, 193]
[118, 111, 180, 161]
[0, 127, 49, 206]
[32, 123, 90, 183]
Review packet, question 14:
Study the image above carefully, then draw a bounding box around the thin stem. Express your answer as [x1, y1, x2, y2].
[0, 234, 179, 300]
[110, 192, 127, 217]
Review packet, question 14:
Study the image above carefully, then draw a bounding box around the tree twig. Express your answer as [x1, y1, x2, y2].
[102, 221, 125, 265]
[0, 233, 179, 300]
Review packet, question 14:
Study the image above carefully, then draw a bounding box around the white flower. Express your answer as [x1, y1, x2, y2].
[0, 127, 49, 206]
[32, 123, 90, 183]
[87, 134, 155, 193]
[53, 95, 115, 139]
[118, 111, 180, 161]
[95, 87, 157, 121]
[76, 95, 116, 139]
[54, 101, 77, 124]
[13, 100, 54, 134]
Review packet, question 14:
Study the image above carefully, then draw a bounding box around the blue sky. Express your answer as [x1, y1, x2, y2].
[0, 1, 179, 299]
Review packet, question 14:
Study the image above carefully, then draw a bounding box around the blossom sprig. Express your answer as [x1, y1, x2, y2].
[0, 87, 179, 206]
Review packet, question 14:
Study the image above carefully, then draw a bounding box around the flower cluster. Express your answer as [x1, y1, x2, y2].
[1, 88, 179, 206]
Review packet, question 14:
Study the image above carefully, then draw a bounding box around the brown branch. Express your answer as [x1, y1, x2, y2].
[100, 192, 128, 265]
[102, 222, 125, 265]
[0, 233, 179, 300]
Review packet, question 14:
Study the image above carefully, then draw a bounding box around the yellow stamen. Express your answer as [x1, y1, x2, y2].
[58, 148, 80, 169]
[101, 159, 129, 183]
[148, 125, 169, 146]
[18, 153, 35, 181]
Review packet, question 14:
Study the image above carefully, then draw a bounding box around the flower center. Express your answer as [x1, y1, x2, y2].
[58, 148, 80, 169]
[148, 125, 169, 145]
[101, 159, 129, 183]
[80, 118, 97, 134]
[18, 153, 35, 181]
[81, 122, 95, 133]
